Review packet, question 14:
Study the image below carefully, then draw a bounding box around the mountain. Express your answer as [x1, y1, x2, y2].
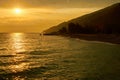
[44, 3, 120, 34]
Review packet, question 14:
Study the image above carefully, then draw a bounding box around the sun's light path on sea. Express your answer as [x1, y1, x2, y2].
[11, 33, 25, 52]
[5, 33, 30, 79]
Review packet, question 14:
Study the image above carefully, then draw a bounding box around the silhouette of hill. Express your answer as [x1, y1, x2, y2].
[44, 3, 120, 35]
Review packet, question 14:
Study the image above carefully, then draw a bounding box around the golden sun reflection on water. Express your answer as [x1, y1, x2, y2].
[8, 63, 29, 73]
[10, 33, 26, 53]
[5, 33, 30, 79]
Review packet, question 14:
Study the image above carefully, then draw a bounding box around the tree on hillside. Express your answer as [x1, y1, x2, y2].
[59, 27, 67, 34]
[104, 24, 120, 34]
[68, 22, 83, 34]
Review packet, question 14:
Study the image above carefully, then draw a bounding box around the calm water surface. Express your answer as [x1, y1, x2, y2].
[0, 33, 120, 80]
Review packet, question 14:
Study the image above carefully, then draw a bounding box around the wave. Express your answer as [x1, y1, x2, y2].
[0, 63, 58, 80]
[0, 48, 8, 51]
[0, 55, 15, 58]
[28, 51, 54, 55]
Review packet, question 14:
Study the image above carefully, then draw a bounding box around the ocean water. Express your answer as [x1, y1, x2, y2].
[0, 33, 120, 80]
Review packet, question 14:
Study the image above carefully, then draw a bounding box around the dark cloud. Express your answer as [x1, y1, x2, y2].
[0, 0, 119, 8]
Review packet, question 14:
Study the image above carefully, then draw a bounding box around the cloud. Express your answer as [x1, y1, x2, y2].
[0, 0, 119, 8]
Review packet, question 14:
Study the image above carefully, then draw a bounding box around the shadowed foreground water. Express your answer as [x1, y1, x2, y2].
[0, 33, 120, 80]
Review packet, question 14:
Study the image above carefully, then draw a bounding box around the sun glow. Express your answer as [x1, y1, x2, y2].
[14, 8, 22, 14]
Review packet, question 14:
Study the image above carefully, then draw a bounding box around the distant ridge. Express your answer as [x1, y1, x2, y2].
[44, 3, 120, 34]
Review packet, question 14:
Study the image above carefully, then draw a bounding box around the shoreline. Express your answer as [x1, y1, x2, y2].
[62, 34, 120, 44]
[68, 34, 120, 44]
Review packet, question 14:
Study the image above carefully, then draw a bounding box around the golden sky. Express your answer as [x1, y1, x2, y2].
[0, 0, 119, 32]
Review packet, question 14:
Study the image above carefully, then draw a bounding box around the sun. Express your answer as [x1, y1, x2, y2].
[14, 8, 22, 14]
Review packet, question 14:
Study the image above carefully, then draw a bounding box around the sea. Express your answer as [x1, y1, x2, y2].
[0, 33, 120, 80]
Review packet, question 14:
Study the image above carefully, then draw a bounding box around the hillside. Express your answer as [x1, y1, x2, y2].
[44, 3, 120, 35]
